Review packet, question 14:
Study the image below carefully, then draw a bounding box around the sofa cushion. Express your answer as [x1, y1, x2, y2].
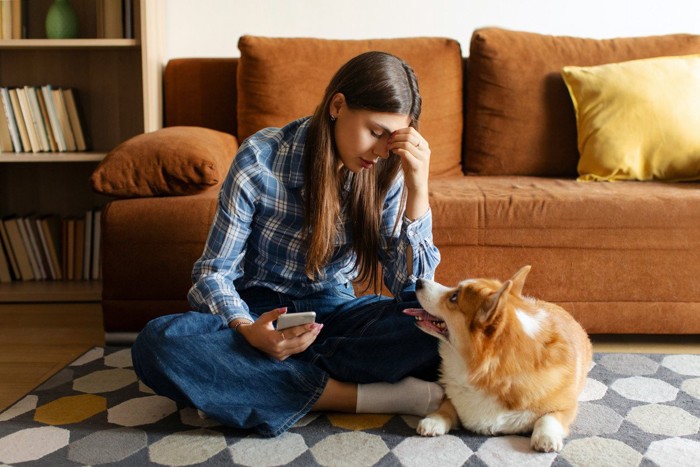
[237, 36, 464, 177]
[429, 176, 700, 248]
[464, 28, 700, 177]
[91, 126, 238, 198]
[562, 54, 700, 182]
[427, 175, 700, 304]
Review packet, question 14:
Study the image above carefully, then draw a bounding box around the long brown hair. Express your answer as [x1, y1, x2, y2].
[303, 51, 422, 291]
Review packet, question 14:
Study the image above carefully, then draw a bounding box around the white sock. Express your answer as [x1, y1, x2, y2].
[356, 377, 444, 416]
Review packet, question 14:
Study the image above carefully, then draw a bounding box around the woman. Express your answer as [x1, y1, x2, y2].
[132, 51, 443, 437]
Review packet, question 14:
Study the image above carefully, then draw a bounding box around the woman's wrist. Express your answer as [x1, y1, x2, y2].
[404, 187, 429, 221]
[229, 318, 253, 332]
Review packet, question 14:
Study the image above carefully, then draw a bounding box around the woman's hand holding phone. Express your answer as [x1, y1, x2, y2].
[235, 308, 323, 361]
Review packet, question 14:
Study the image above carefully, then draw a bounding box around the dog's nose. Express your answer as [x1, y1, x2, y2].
[416, 279, 424, 290]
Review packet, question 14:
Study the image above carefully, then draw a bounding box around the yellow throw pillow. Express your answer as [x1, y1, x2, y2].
[562, 55, 700, 182]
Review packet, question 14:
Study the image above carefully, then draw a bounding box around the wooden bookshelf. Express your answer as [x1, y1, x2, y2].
[0, 0, 163, 302]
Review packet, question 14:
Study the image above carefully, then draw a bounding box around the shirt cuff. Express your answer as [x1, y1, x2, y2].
[402, 208, 433, 246]
[215, 296, 253, 325]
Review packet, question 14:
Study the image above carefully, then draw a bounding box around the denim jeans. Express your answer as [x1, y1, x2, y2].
[131, 283, 439, 437]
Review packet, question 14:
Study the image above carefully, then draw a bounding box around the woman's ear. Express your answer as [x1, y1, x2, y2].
[330, 93, 346, 119]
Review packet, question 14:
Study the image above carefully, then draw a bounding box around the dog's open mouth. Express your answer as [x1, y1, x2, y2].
[403, 308, 448, 337]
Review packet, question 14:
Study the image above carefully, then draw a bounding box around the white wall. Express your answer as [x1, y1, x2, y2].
[164, 0, 700, 61]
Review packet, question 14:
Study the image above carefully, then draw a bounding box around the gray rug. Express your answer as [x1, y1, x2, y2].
[0, 347, 699, 466]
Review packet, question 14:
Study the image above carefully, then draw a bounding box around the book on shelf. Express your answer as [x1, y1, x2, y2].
[40, 85, 67, 152]
[0, 86, 87, 154]
[0, 0, 24, 39]
[63, 88, 87, 151]
[0, 219, 14, 282]
[2, 216, 33, 280]
[0, 239, 11, 282]
[0, 218, 20, 280]
[0, 1, 12, 41]
[74, 217, 84, 281]
[39, 215, 62, 280]
[34, 87, 58, 152]
[1, 87, 22, 152]
[9, 88, 31, 152]
[16, 216, 43, 278]
[0, 101, 12, 152]
[91, 210, 101, 280]
[52, 88, 77, 151]
[97, 0, 133, 39]
[83, 209, 93, 280]
[0, 210, 101, 282]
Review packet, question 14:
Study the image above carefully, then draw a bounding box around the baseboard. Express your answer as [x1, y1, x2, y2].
[105, 332, 139, 345]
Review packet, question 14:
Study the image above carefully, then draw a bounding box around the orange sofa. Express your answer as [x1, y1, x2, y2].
[92, 28, 700, 334]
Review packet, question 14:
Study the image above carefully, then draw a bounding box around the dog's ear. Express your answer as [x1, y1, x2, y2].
[510, 265, 531, 297]
[479, 280, 513, 334]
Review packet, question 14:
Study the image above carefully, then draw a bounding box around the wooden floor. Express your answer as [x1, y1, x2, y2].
[0, 303, 104, 412]
[0, 303, 698, 413]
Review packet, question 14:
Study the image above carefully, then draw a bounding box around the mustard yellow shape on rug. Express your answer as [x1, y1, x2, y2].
[34, 394, 107, 425]
[326, 413, 392, 431]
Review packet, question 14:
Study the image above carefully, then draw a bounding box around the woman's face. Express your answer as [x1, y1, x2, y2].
[330, 93, 411, 173]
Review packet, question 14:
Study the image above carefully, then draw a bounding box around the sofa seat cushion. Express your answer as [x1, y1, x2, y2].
[429, 176, 700, 249]
[428, 176, 700, 317]
[237, 36, 464, 177]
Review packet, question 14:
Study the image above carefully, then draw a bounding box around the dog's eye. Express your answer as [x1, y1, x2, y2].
[449, 291, 458, 303]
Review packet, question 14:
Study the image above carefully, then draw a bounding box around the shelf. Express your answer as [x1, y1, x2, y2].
[0, 1, 163, 304]
[0, 39, 138, 49]
[0, 152, 105, 162]
[0, 280, 102, 303]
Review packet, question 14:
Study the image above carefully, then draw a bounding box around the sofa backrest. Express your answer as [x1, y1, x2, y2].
[163, 29, 700, 180]
[236, 36, 464, 177]
[164, 58, 239, 136]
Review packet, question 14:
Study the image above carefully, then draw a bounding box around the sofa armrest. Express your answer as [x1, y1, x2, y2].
[91, 126, 238, 198]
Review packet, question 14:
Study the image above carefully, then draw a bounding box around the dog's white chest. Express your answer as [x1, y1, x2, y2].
[439, 344, 538, 435]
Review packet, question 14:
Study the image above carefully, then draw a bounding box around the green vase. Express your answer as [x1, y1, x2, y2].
[45, 0, 78, 39]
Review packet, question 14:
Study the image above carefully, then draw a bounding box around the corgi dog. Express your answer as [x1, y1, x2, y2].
[404, 266, 592, 452]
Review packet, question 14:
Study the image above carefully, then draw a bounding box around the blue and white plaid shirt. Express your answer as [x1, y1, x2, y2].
[188, 117, 440, 324]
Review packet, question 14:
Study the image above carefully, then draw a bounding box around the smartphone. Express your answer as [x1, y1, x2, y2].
[276, 311, 317, 330]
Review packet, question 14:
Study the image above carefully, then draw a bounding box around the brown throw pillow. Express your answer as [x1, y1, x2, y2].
[91, 126, 238, 198]
[465, 28, 700, 177]
[237, 36, 464, 178]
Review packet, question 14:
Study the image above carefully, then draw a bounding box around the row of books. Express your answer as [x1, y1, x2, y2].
[0, 85, 87, 154]
[0, 210, 102, 282]
[1, 0, 134, 40]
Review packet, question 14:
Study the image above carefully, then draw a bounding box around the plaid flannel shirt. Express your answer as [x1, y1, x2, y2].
[187, 117, 440, 324]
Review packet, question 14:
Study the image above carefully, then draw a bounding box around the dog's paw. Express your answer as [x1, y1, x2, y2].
[531, 414, 564, 452]
[417, 415, 450, 437]
[530, 431, 563, 452]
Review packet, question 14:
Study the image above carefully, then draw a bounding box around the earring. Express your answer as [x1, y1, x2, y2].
[330, 115, 337, 123]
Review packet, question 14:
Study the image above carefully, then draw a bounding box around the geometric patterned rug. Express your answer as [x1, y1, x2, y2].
[1, 347, 699, 466]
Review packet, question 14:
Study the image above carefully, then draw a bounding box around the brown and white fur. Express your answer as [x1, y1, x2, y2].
[404, 266, 592, 452]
